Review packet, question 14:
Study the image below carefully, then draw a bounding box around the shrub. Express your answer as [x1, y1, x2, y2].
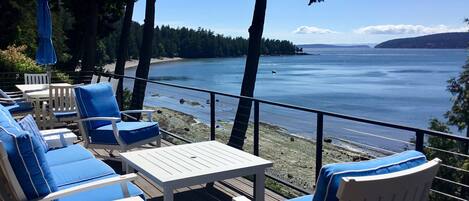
[0, 45, 43, 73]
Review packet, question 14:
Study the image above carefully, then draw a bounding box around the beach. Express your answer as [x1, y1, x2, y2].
[103, 57, 183, 72]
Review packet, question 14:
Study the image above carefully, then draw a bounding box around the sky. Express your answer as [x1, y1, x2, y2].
[132, 0, 469, 45]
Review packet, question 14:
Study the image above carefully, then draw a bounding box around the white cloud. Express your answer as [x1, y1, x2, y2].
[354, 24, 468, 35]
[293, 26, 338, 34]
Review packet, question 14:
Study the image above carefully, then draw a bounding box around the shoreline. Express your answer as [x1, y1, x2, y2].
[103, 57, 184, 72]
[144, 106, 377, 195]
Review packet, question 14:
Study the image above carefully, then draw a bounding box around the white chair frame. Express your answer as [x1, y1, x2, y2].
[99, 76, 110, 83]
[336, 158, 442, 201]
[43, 85, 79, 128]
[0, 141, 139, 201]
[90, 74, 99, 84]
[24, 74, 49, 85]
[110, 78, 119, 95]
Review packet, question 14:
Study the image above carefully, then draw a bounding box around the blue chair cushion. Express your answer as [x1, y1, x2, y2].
[57, 174, 145, 201]
[289, 195, 314, 201]
[313, 150, 427, 201]
[45, 144, 94, 167]
[53, 111, 78, 120]
[4, 103, 20, 111]
[0, 105, 57, 200]
[8, 101, 33, 113]
[74, 83, 121, 130]
[18, 114, 49, 152]
[50, 158, 115, 187]
[88, 121, 160, 145]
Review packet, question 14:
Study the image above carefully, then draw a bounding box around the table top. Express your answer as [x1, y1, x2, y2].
[120, 141, 273, 187]
[15, 83, 71, 98]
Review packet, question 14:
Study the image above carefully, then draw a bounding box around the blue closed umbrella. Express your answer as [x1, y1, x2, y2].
[36, 0, 56, 84]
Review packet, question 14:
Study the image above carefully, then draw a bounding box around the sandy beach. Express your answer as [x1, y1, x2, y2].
[103, 57, 183, 72]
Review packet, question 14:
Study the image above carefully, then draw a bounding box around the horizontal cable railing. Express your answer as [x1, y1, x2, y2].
[2, 71, 468, 200]
[100, 72, 469, 200]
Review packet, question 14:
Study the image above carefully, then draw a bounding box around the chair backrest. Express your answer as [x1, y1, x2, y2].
[336, 158, 441, 201]
[48, 85, 77, 113]
[110, 78, 119, 94]
[99, 76, 110, 83]
[90, 74, 99, 84]
[24, 74, 49, 85]
[74, 83, 120, 130]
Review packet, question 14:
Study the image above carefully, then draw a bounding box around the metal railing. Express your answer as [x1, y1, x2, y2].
[96, 72, 469, 200]
[2, 71, 469, 200]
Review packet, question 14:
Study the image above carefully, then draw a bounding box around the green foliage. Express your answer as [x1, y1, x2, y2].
[426, 119, 469, 200]
[427, 20, 469, 200]
[0, 45, 43, 73]
[445, 55, 469, 132]
[102, 24, 302, 61]
[122, 88, 132, 110]
[0, 0, 37, 56]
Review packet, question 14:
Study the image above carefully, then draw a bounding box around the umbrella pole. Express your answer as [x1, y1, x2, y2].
[46, 65, 52, 87]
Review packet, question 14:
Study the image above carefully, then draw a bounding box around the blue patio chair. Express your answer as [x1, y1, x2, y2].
[286, 151, 440, 201]
[0, 103, 145, 201]
[0, 89, 33, 115]
[74, 83, 161, 160]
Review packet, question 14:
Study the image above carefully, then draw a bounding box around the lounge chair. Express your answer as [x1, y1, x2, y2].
[287, 151, 440, 201]
[0, 89, 33, 115]
[74, 83, 161, 161]
[0, 104, 145, 201]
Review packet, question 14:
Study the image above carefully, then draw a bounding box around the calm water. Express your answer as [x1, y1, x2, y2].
[124, 48, 468, 151]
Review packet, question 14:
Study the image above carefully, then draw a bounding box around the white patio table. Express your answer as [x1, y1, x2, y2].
[15, 83, 71, 128]
[120, 141, 273, 201]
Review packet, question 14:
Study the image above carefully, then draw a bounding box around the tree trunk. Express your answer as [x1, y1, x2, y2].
[130, 0, 156, 119]
[81, 0, 98, 73]
[115, 0, 135, 109]
[228, 0, 267, 149]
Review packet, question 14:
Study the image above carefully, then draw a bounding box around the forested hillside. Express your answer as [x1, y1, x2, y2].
[375, 32, 469, 49]
[102, 23, 302, 62]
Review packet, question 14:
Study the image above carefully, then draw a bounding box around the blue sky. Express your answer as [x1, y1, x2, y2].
[132, 0, 469, 44]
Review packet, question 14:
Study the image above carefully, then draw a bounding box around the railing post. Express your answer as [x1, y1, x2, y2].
[315, 113, 324, 182]
[415, 130, 424, 152]
[210, 93, 216, 140]
[254, 100, 260, 156]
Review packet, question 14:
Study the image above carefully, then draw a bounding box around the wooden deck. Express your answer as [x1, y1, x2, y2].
[83, 140, 287, 201]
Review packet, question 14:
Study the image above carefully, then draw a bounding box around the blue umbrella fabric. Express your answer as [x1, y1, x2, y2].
[36, 0, 57, 65]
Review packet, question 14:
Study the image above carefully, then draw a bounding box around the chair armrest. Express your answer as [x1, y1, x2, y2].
[39, 128, 72, 136]
[0, 97, 21, 102]
[76, 117, 121, 123]
[121, 110, 156, 114]
[76, 117, 126, 146]
[0, 98, 15, 104]
[36, 174, 138, 201]
[5, 91, 22, 95]
[121, 110, 156, 122]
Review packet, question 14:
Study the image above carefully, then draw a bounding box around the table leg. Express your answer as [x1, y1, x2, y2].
[163, 187, 174, 201]
[254, 171, 265, 201]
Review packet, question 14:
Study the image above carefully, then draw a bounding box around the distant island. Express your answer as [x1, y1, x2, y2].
[375, 32, 469, 49]
[297, 44, 371, 48]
